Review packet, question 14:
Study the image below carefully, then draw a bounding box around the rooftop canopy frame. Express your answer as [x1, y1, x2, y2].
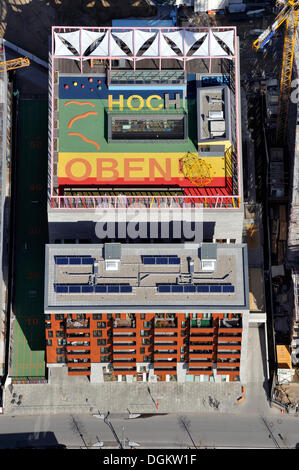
[52, 26, 237, 72]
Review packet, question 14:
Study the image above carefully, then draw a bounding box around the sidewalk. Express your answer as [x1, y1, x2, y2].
[4, 373, 243, 415]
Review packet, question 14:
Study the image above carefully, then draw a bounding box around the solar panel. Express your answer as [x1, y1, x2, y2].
[156, 257, 168, 264]
[95, 285, 106, 293]
[158, 285, 171, 293]
[69, 285, 81, 293]
[143, 257, 155, 265]
[120, 285, 132, 293]
[210, 285, 222, 293]
[82, 257, 93, 264]
[197, 285, 209, 293]
[169, 257, 180, 265]
[69, 257, 81, 265]
[172, 285, 184, 292]
[56, 285, 68, 293]
[184, 285, 196, 293]
[108, 285, 119, 293]
[223, 285, 235, 293]
[82, 285, 94, 293]
[55, 257, 68, 265]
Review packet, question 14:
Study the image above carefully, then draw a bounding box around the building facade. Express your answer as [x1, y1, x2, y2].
[45, 26, 248, 383]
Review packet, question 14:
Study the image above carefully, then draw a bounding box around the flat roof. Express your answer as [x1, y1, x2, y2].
[44, 242, 249, 313]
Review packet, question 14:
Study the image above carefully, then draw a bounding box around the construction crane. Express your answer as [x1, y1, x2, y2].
[0, 56, 30, 73]
[253, 0, 299, 144]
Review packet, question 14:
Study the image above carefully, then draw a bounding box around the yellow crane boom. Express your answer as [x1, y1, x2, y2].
[0, 56, 30, 73]
[253, 0, 299, 144]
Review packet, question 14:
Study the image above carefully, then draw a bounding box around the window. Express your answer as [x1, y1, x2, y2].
[143, 355, 152, 362]
[45, 322, 51, 329]
[101, 356, 110, 362]
[57, 339, 66, 346]
[140, 330, 150, 337]
[185, 313, 189, 319]
[140, 347, 145, 354]
[142, 338, 151, 345]
[115, 314, 121, 319]
[55, 314, 64, 320]
[215, 239, 227, 244]
[93, 330, 102, 337]
[56, 330, 64, 337]
[180, 355, 185, 362]
[180, 347, 184, 354]
[181, 330, 186, 337]
[230, 239, 236, 244]
[46, 339, 52, 346]
[93, 314, 102, 320]
[45, 314, 51, 320]
[97, 339, 106, 346]
[57, 356, 65, 363]
[181, 321, 186, 328]
[48, 331, 53, 338]
[97, 322, 106, 328]
[100, 347, 109, 354]
[107, 314, 113, 320]
[56, 347, 65, 354]
[140, 314, 145, 319]
[143, 321, 151, 328]
[77, 314, 86, 320]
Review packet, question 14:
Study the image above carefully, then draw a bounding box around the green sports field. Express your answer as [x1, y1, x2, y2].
[10, 100, 48, 378]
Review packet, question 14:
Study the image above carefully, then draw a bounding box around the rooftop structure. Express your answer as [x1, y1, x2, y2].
[49, 26, 242, 212]
[44, 242, 249, 314]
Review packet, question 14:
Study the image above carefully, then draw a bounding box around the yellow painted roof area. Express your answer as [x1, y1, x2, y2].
[276, 345, 292, 369]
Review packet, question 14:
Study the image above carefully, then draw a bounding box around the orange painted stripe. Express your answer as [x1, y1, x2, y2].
[67, 133, 100, 151]
[64, 101, 95, 107]
[68, 111, 98, 129]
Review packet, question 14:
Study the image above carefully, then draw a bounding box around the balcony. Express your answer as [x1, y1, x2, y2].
[155, 319, 178, 329]
[155, 340, 177, 345]
[113, 341, 136, 346]
[154, 350, 177, 355]
[154, 358, 177, 364]
[218, 338, 242, 344]
[113, 332, 136, 337]
[217, 343, 241, 350]
[67, 358, 90, 364]
[66, 318, 90, 329]
[66, 341, 90, 347]
[67, 350, 90, 355]
[154, 332, 178, 337]
[190, 319, 213, 328]
[189, 352, 213, 358]
[66, 332, 90, 338]
[113, 318, 136, 329]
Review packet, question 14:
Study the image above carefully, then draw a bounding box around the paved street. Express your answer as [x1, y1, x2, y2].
[0, 412, 298, 448]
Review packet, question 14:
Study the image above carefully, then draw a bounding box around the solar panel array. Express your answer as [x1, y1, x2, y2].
[157, 284, 235, 294]
[143, 256, 180, 265]
[54, 284, 132, 294]
[55, 256, 94, 265]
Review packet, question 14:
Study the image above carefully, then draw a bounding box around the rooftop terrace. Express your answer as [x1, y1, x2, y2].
[49, 27, 242, 211]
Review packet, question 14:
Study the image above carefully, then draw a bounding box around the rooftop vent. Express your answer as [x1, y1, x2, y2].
[200, 243, 217, 272]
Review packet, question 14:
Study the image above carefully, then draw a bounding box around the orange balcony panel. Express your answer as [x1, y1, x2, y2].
[68, 370, 90, 376]
[113, 328, 136, 333]
[217, 354, 241, 360]
[112, 343, 136, 349]
[188, 370, 212, 376]
[154, 353, 177, 359]
[218, 337, 242, 342]
[217, 370, 240, 376]
[189, 353, 213, 358]
[188, 361, 213, 367]
[113, 353, 136, 359]
[153, 344, 178, 350]
[218, 328, 242, 334]
[218, 344, 241, 350]
[190, 328, 214, 334]
[189, 343, 213, 351]
[189, 336, 214, 341]
[154, 362, 177, 368]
